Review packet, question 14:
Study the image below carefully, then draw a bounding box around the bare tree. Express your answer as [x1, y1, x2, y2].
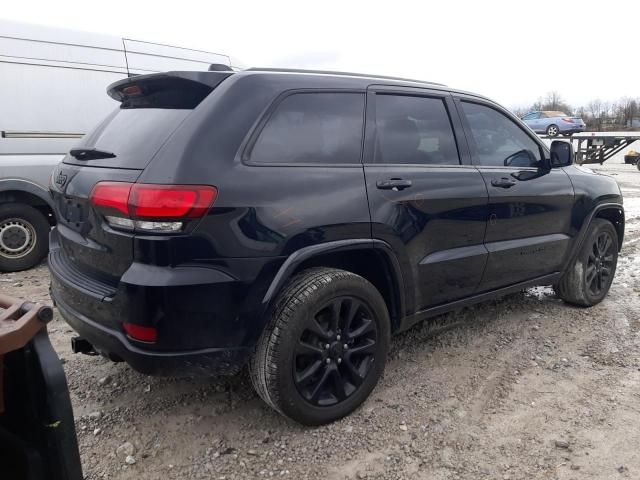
[602, 101, 612, 127]
[531, 91, 573, 114]
[587, 99, 604, 129]
[511, 106, 528, 118]
[523, 94, 640, 131]
[545, 91, 562, 110]
[531, 97, 544, 112]
[617, 97, 638, 126]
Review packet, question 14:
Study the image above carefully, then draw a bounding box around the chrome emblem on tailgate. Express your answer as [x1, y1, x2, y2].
[55, 172, 68, 188]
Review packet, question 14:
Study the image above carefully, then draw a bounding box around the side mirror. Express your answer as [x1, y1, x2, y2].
[550, 140, 574, 167]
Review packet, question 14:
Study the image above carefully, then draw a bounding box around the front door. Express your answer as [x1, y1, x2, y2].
[456, 98, 575, 291]
[363, 87, 489, 314]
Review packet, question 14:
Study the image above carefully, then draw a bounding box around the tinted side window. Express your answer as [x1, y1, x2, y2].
[250, 92, 364, 164]
[461, 101, 542, 168]
[522, 112, 539, 120]
[373, 94, 459, 165]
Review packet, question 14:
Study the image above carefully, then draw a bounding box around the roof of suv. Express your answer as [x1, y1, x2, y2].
[235, 67, 492, 103]
[107, 67, 493, 112]
[245, 67, 446, 87]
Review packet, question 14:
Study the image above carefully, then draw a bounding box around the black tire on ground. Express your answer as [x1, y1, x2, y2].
[249, 267, 390, 425]
[0, 203, 50, 272]
[555, 218, 618, 307]
[637, 161, 640, 172]
[546, 124, 560, 137]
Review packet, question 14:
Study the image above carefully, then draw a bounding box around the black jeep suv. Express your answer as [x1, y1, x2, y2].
[48, 68, 624, 425]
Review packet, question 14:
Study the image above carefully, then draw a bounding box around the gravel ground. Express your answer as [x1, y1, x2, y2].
[2, 158, 640, 480]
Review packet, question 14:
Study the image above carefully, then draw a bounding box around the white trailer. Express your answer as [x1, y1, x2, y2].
[0, 19, 237, 271]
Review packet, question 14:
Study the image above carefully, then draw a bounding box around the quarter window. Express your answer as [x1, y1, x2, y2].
[461, 101, 542, 168]
[250, 92, 364, 164]
[373, 94, 460, 165]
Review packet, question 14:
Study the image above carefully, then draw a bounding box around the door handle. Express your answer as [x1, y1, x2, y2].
[491, 177, 517, 188]
[376, 178, 412, 191]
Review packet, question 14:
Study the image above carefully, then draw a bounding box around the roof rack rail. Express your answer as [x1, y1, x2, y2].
[245, 67, 445, 87]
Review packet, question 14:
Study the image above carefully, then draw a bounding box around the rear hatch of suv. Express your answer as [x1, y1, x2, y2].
[49, 71, 231, 298]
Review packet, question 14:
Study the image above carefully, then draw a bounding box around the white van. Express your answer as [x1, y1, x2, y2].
[0, 19, 238, 271]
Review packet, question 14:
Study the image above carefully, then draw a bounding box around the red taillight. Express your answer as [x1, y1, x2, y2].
[89, 182, 217, 232]
[130, 184, 217, 218]
[562, 117, 575, 123]
[90, 182, 131, 216]
[123, 322, 158, 343]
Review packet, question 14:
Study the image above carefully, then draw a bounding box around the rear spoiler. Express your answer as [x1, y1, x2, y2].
[107, 71, 234, 108]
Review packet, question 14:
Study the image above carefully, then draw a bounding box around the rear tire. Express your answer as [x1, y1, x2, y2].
[555, 218, 618, 307]
[546, 124, 560, 137]
[249, 267, 390, 425]
[0, 203, 50, 272]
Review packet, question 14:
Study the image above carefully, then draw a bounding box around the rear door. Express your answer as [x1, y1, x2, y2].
[455, 97, 575, 291]
[363, 86, 489, 313]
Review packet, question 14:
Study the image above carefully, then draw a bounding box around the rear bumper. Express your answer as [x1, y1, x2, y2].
[48, 228, 285, 376]
[52, 293, 250, 376]
[560, 126, 586, 134]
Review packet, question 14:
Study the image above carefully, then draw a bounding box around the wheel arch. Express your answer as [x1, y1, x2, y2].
[595, 205, 625, 250]
[262, 240, 406, 332]
[564, 202, 624, 274]
[0, 180, 56, 226]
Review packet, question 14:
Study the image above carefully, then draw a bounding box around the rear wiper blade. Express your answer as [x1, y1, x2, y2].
[69, 148, 116, 160]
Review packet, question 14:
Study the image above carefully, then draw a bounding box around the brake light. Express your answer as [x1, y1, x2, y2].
[90, 182, 217, 233]
[130, 185, 216, 218]
[123, 322, 158, 343]
[122, 85, 142, 96]
[91, 182, 131, 216]
[562, 117, 575, 123]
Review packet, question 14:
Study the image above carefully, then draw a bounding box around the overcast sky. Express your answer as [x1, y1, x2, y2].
[2, 0, 638, 109]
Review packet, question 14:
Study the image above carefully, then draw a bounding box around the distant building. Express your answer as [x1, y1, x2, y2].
[627, 117, 640, 128]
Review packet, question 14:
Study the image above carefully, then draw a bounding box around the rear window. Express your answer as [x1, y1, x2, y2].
[248, 92, 365, 164]
[63, 108, 191, 169]
[64, 74, 226, 169]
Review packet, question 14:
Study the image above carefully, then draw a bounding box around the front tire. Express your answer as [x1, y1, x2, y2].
[546, 124, 560, 137]
[555, 219, 618, 307]
[249, 267, 390, 425]
[0, 203, 50, 272]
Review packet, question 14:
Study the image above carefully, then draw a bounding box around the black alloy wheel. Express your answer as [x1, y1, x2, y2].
[585, 231, 615, 297]
[293, 295, 378, 407]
